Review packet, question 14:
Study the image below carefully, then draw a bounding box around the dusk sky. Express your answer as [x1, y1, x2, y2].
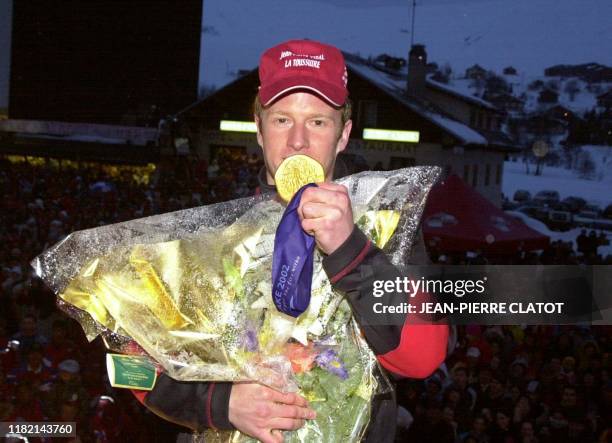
[199, 0, 612, 91]
[2, 0, 611, 109]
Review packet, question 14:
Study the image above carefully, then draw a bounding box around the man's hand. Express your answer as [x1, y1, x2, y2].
[228, 383, 316, 443]
[298, 183, 354, 255]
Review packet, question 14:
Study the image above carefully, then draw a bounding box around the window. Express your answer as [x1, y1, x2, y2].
[485, 164, 491, 186]
[472, 164, 479, 186]
[496, 163, 502, 185]
[358, 100, 378, 127]
[389, 156, 415, 169]
[463, 164, 470, 182]
[469, 109, 476, 127]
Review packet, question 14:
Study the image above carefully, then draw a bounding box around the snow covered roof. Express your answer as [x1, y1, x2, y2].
[426, 77, 498, 111]
[598, 89, 612, 99]
[0, 119, 158, 146]
[344, 54, 489, 146]
[16, 133, 130, 146]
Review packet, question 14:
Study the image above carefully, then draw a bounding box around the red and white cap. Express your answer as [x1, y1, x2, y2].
[258, 39, 348, 107]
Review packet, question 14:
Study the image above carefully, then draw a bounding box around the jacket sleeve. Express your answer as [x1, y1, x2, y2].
[322, 225, 448, 379]
[131, 375, 234, 432]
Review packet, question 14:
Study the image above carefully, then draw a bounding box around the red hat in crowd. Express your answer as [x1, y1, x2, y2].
[258, 39, 348, 107]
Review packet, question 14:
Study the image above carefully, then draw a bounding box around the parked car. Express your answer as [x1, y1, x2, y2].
[517, 204, 549, 221]
[533, 190, 560, 206]
[546, 209, 573, 231]
[561, 196, 587, 213]
[583, 203, 601, 215]
[578, 209, 600, 220]
[550, 202, 572, 212]
[513, 189, 532, 203]
[502, 199, 519, 211]
[517, 203, 572, 231]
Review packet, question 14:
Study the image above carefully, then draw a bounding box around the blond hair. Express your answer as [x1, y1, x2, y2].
[252, 94, 352, 128]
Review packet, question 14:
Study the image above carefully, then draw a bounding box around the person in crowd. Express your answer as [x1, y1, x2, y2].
[7, 343, 54, 390]
[10, 313, 49, 359]
[44, 319, 80, 370]
[406, 399, 456, 442]
[43, 358, 89, 420]
[5, 380, 46, 422]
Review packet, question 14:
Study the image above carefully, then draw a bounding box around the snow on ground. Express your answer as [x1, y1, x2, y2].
[502, 160, 611, 207]
[506, 210, 612, 257]
[515, 77, 609, 116]
[580, 145, 612, 182]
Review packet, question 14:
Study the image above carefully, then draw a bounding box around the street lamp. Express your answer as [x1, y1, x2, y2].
[532, 140, 549, 176]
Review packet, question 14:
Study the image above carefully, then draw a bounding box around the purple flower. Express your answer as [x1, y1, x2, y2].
[240, 327, 259, 352]
[315, 349, 348, 380]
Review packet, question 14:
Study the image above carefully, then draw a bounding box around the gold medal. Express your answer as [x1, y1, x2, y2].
[274, 155, 325, 202]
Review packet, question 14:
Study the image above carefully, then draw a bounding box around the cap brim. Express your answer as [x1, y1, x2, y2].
[259, 76, 347, 107]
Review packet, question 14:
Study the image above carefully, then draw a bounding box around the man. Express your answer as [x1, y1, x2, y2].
[133, 39, 448, 443]
[43, 359, 89, 421]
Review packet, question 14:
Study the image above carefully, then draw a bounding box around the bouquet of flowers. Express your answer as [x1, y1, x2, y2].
[32, 167, 440, 442]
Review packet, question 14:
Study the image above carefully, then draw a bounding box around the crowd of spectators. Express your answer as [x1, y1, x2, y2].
[0, 153, 263, 442]
[429, 234, 611, 266]
[1, 154, 610, 442]
[397, 324, 611, 443]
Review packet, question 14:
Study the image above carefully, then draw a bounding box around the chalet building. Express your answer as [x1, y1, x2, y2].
[171, 45, 517, 206]
[373, 54, 406, 72]
[538, 89, 559, 104]
[508, 104, 582, 146]
[597, 90, 612, 110]
[521, 115, 567, 137]
[483, 92, 525, 114]
[542, 105, 580, 123]
[465, 64, 487, 80]
[544, 63, 612, 83]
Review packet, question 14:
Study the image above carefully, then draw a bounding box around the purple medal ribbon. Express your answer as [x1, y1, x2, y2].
[272, 183, 317, 317]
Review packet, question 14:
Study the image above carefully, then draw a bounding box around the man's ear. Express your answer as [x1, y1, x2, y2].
[255, 115, 264, 148]
[335, 119, 352, 155]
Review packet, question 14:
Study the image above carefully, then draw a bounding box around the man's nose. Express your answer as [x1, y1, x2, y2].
[287, 122, 308, 151]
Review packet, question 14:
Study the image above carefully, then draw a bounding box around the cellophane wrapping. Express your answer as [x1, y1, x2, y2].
[32, 166, 440, 442]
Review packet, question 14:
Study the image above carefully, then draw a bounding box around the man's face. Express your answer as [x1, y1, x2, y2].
[452, 369, 468, 388]
[479, 369, 491, 385]
[27, 350, 43, 368]
[59, 370, 75, 383]
[473, 417, 486, 433]
[495, 412, 510, 430]
[255, 92, 352, 185]
[489, 378, 504, 397]
[21, 317, 37, 336]
[561, 387, 577, 407]
[60, 402, 79, 421]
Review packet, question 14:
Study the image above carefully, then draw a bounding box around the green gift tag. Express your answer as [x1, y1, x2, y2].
[106, 353, 158, 390]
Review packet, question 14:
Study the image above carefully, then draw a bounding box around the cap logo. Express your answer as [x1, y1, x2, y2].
[279, 50, 326, 69]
